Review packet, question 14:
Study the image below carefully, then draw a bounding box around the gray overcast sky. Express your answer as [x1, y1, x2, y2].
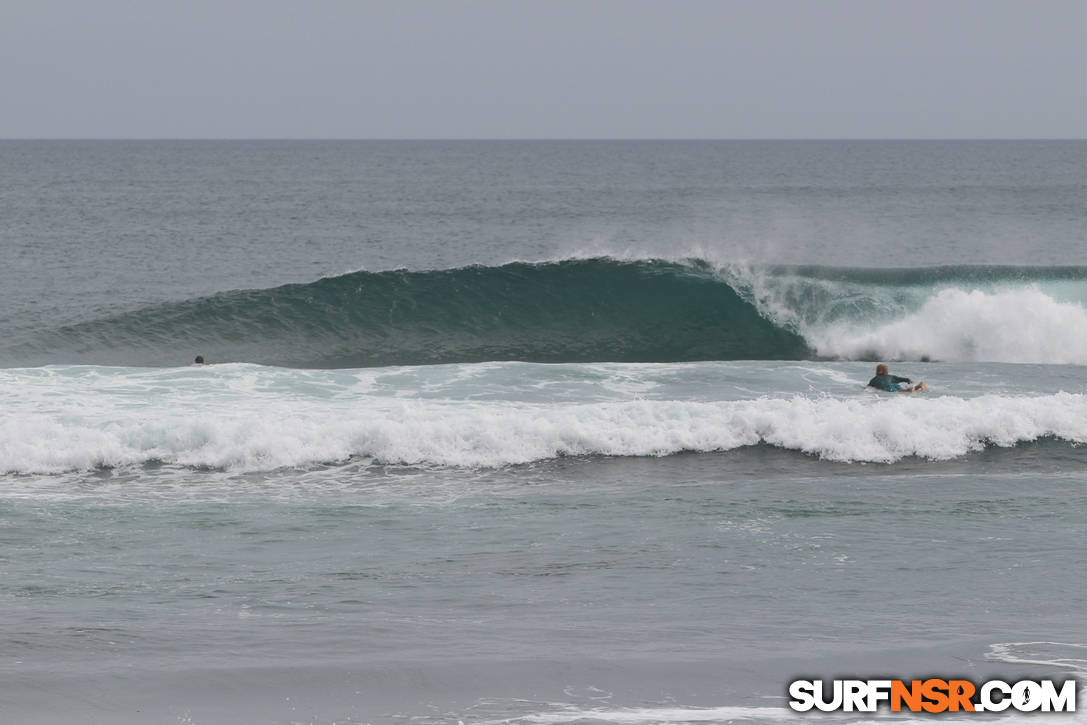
[3, 0, 1086, 138]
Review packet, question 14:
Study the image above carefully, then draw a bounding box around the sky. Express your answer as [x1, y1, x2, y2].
[3, 0, 1086, 139]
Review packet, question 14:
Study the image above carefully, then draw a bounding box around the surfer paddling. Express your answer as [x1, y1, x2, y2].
[867, 363, 926, 392]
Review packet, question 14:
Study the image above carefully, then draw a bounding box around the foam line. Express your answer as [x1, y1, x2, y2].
[4, 374, 1087, 473]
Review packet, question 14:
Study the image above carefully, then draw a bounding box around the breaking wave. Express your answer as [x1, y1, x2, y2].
[7, 258, 1087, 367]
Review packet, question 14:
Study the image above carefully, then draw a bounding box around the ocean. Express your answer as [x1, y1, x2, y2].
[1, 140, 1085, 724]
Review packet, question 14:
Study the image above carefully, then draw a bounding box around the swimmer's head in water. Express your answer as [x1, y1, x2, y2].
[875, 363, 888, 375]
[194, 355, 205, 364]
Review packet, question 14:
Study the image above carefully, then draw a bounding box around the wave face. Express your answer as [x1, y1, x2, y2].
[9, 258, 1087, 367]
[8, 259, 808, 368]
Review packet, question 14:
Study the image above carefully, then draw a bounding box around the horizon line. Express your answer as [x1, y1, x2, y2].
[3, 137, 1087, 142]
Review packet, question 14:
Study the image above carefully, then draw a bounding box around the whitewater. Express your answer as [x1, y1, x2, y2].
[4, 361, 1087, 476]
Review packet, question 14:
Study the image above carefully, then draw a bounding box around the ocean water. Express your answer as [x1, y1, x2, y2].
[1, 140, 1086, 724]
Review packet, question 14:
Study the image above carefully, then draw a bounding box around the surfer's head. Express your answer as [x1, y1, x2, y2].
[875, 363, 888, 375]
[194, 355, 205, 365]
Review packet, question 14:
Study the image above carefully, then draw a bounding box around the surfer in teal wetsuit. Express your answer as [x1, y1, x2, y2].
[867, 363, 926, 392]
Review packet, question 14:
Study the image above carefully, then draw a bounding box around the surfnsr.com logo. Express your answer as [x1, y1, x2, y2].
[788, 678, 1076, 713]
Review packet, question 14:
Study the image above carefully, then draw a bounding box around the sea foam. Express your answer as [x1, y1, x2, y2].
[3, 364, 1086, 473]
